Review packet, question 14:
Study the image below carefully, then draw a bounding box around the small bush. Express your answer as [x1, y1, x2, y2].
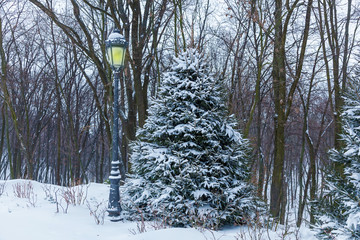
[42, 183, 89, 213]
[128, 204, 169, 235]
[13, 181, 34, 198]
[0, 181, 6, 196]
[61, 184, 89, 206]
[13, 181, 37, 207]
[86, 199, 107, 225]
[42, 184, 57, 203]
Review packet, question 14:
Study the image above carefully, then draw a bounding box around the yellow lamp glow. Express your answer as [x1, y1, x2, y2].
[107, 46, 125, 69]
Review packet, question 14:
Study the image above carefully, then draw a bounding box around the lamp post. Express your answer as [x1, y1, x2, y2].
[105, 29, 128, 221]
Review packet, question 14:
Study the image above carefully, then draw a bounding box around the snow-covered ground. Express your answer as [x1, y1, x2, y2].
[0, 180, 316, 240]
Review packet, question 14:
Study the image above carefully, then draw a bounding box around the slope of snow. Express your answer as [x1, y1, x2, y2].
[0, 180, 316, 240]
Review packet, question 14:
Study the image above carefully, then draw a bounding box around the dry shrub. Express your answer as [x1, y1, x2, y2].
[129, 205, 170, 235]
[42, 183, 89, 214]
[12, 181, 37, 207]
[0, 181, 6, 196]
[86, 200, 107, 225]
[61, 184, 89, 206]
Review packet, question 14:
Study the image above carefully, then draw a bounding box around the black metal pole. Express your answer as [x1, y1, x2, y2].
[107, 70, 122, 221]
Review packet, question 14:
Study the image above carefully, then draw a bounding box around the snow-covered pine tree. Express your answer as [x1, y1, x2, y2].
[314, 77, 360, 239]
[123, 49, 255, 229]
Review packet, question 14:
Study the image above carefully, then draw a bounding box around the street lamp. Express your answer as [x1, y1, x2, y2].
[105, 28, 128, 221]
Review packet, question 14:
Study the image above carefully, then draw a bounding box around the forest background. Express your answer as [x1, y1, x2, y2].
[0, 0, 359, 228]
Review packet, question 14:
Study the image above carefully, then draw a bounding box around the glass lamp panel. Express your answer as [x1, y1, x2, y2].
[107, 46, 125, 68]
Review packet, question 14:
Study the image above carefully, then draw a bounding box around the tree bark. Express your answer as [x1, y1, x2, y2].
[270, 0, 286, 221]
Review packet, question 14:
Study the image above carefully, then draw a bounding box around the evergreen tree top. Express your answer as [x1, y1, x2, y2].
[142, 48, 243, 146]
[171, 49, 208, 74]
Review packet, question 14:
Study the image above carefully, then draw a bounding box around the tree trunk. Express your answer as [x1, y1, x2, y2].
[270, 0, 286, 222]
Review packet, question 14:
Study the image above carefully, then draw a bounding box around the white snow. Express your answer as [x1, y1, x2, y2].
[0, 179, 317, 240]
[111, 170, 121, 175]
[344, 147, 357, 156]
[347, 211, 360, 232]
[108, 31, 125, 40]
[193, 189, 211, 199]
[109, 176, 122, 180]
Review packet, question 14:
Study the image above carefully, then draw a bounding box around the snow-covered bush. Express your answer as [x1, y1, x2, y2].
[123, 49, 256, 229]
[313, 77, 360, 239]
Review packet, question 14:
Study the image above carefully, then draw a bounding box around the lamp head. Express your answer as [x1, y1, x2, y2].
[106, 29, 128, 71]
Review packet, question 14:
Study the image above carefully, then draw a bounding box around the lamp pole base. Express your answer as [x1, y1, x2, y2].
[107, 210, 123, 222]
